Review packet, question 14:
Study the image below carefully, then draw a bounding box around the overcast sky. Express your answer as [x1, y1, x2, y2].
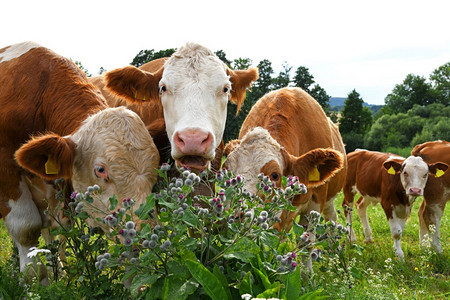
[2, 0, 449, 105]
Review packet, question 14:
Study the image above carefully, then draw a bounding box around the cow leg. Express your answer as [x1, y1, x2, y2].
[4, 180, 48, 285]
[342, 188, 357, 242]
[356, 196, 373, 242]
[322, 197, 337, 222]
[419, 201, 443, 253]
[387, 210, 407, 260]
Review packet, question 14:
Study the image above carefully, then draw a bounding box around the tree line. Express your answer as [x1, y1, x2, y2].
[79, 49, 449, 155]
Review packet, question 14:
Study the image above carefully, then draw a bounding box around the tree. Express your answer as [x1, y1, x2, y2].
[272, 62, 292, 89]
[339, 89, 373, 152]
[429, 62, 450, 106]
[98, 66, 107, 75]
[130, 48, 176, 67]
[215, 50, 232, 66]
[74, 60, 92, 77]
[383, 74, 435, 114]
[251, 59, 274, 101]
[293, 66, 314, 92]
[310, 85, 331, 112]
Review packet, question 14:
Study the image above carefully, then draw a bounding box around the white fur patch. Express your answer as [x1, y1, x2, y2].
[0, 41, 41, 63]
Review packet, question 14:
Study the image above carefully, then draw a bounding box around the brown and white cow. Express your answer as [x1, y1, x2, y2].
[342, 149, 447, 259]
[223, 87, 346, 232]
[411, 140, 449, 252]
[0, 42, 160, 283]
[103, 42, 258, 173]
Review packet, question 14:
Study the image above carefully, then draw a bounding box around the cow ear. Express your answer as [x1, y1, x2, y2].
[428, 162, 448, 178]
[383, 159, 404, 175]
[105, 65, 163, 104]
[15, 134, 76, 180]
[224, 139, 241, 157]
[226, 67, 259, 113]
[282, 148, 344, 188]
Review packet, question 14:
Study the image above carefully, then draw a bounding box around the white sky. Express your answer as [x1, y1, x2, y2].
[2, 0, 449, 105]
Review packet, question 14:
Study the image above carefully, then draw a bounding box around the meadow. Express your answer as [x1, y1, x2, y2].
[0, 188, 448, 300]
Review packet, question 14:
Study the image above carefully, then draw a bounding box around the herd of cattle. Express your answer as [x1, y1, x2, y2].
[0, 41, 448, 284]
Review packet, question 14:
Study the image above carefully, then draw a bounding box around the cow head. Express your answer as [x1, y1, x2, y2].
[383, 155, 448, 197]
[15, 107, 160, 228]
[223, 127, 344, 194]
[105, 42, 258, 172]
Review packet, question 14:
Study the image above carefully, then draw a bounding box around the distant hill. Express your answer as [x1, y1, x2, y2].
[329, 97, 383, 114]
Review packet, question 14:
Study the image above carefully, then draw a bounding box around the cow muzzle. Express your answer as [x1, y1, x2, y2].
[408, 187, 422, 196]
[173, 128, 214, 172]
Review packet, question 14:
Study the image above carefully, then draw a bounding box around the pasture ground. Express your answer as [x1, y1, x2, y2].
[0, 192, 448, 299]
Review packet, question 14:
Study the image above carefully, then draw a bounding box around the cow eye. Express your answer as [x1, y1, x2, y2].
[270, 172, 279, 181]
[95, 165, 105, 175]
[403, 171, 408, 177]
[423, 173, 428, 178]
[159, 85, 167, 94]
[223, 86, 230, 94]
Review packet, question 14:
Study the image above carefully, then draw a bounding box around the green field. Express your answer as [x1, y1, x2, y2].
[0, 192, 448, 299]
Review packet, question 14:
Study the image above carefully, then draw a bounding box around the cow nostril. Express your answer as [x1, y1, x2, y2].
[174, 132, 185, 146]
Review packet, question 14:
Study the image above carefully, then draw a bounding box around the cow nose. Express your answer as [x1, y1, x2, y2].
[409, 187, 422, 196]
[174, 129, 213, 156]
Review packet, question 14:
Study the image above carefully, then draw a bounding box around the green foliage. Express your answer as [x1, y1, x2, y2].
[130, 48, 176, 67]
[339, 90, 373, 152]
[272, 62, 292, 90]
[73, 60, 92, 77]
[364, 103, 450, 151]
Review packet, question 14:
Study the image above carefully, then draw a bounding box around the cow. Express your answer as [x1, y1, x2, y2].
[103, 42, 258, 173]
[411, 140, 449, 252]
[223, 87, 346, 233]
[342, 149, 447, 259]
[0, 42, 160, 284]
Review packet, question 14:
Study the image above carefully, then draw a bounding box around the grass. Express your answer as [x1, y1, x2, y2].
[0, 191, 448, 299]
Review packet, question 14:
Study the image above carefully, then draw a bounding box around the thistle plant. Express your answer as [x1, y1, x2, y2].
[28, 164, 351, 299]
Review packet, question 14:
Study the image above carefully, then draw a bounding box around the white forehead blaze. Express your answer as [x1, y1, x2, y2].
[400, 156, 429, 194]
[225, 127, 284, 193]
[0, 41, 41, 63]
[160, 43, 230, 156]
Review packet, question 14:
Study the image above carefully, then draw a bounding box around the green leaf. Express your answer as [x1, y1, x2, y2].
[108, 194, 118, 211]
[256, 282, 281, 298]
[181, 209, 199, 227]
[162, 275, 198, 300]
[292, 222, 304, 237]
[213, 265, 232, 300]
[131, 273, 159, 297]
[284, 265, 301, 300]
[253, 268, 271, 290]
[237, 271, 253, 296]
[185, 259, 228, 300]
[297, 289, 327, 300]
[223, 237, 260, 262]
[135, 194, 156, 220]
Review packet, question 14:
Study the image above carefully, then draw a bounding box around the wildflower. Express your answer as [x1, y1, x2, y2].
[119, 229, 128, 237]
[149, 240, 157, 249]
[142, 240, 150, 248]
[160, 163, 170, 171]
[128, 229, 136, 238]
[75, 202, 84, 213]
[276, 255, 282, 261]
[261, 223, 269, 230]
[182, 170, 190, 178]
[260, 211, 268, 218]
[27, 247, 51, 258]
[123, 238, 132, 246]
[126, 221, 135, 230]
[289, 262, 298, 271]
[175, 178, 183, 187]
[185, 179, 193, 186]
[104, 215, 118, 226]
[414, 267, 419, 271]
[70, 192, 78, 200]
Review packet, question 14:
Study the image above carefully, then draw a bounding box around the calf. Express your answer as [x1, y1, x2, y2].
[342, 149, 447, 259]
[411, 140, 449, 252]
[104, 42, 258, 173]
[0, 42, 160, 283]
[223, 87, 346, 232]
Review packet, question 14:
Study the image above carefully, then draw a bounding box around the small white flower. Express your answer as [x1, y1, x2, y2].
[27, 247, 51, 258]
[241, 294, 253, 300]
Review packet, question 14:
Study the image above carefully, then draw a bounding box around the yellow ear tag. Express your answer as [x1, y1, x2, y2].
[387, 166, 396, 175]
[45, 157, 58, 175]
[308, 166, 320, 181]
[435, 169, 444, 178]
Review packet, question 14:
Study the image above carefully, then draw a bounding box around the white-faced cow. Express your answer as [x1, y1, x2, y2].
[223, 87, 346, 232]
[411, 140, 449, 252]
[0, 42, 160, 283]
[103, 42, 258, 173]
[342, 149, 447, 259]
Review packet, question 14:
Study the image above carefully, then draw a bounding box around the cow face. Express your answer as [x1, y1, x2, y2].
[223, 127, 344, 194]
[15, 107, 160, 228]
[105, 43, 258, 172]
[383, 156, 448, 197]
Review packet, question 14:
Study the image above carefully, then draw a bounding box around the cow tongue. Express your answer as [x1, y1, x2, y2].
[176, 156, 209, 172]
